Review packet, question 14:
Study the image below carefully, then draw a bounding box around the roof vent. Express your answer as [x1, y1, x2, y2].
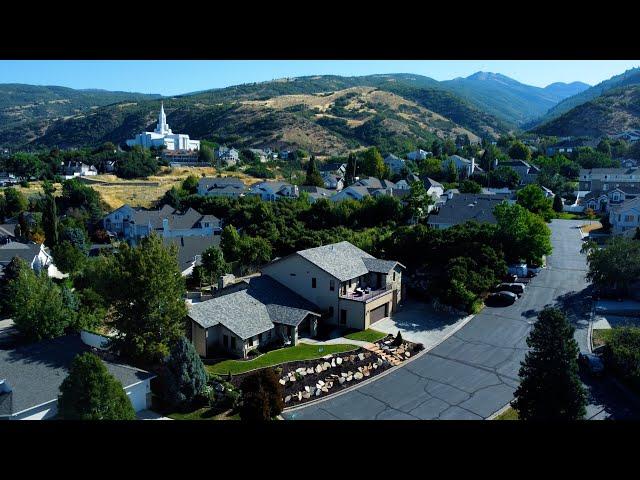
[0, 379, 11, 394]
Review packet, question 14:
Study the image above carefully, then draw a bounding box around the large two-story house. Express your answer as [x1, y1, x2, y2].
[579, 167, 640, 191]
[103, 204, 221, 240]
[499, 160, 540, 185]
[187, 241, 404, 358]
[609, 197, 640, 236]
[584, 186, 640, 213]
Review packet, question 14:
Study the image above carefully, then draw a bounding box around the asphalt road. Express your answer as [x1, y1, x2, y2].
[283, 220, 640, 420]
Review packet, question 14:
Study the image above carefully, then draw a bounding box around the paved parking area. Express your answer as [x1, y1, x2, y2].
[372, 299, 473, 350]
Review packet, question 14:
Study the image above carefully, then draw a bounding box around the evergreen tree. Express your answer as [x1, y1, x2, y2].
[512, 308, 586, 420]
[198, 144, 215, 165]
[59, 352, 136, 420]
[553, 193, 564, 213]
[162, 336, 208, 409]
[345, 153, 357, 185]
[41, 181, 59, 247]
[303, 156, 324, 187]
[220, 224, 241, 263]
[446, 158, 459, 183]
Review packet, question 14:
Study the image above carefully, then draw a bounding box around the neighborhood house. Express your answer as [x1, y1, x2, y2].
[188, 241, 404, 358]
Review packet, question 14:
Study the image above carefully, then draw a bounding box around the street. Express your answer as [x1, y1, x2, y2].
[283, 220, 640, 420]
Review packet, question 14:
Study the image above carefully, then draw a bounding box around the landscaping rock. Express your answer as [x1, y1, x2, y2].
[296, 367, 306, 373]
[405, 351, 411, 358]
[346, 375, 353, 382]
[307, 368, 314, 374]
[364, 370, 370, 377]
[377, 358, 384, 366]
[317, 380, 325, 387]
[315, 388, 322, 397]
[341, 373, 348, 378]
[358, 353, 365, 361]
[279, 379, 286, 385]
[354, 372, 363, 380]
[315, 365, 323, 374]
[336, 357, 343, 365]
[285, 395, 291, 403]
[339, 377, 345, 384]
[331, 359, 336, 367]
[373, 363, 378, 369]
[323, 362, 331, 370]
[303, 392, 312, 399]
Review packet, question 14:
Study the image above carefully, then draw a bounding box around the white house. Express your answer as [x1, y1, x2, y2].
[442, 155, 482, 178]
[609, 197, 640, 235]
[407, 149, 432, 161]
[321, 172, 344, 191]
[126, 103, 200, 152]
[62, 161, 98, 180]
[0, 241, 54, 279]
[247, 181, 299, 201]
[0, 335, 155, 419]
[103, 204, 221, 240]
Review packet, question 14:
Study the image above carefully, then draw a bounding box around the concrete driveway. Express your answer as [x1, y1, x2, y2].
[372, 299, 473, 350]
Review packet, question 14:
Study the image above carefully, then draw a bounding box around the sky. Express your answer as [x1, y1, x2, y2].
[0, 60, 639, 96]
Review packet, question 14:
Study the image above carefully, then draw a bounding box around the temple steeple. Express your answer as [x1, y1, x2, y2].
[155, 102, 172, 135]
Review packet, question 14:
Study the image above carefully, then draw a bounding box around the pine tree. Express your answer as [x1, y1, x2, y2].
[552, 193, 564, 213]
[162, 336, 208, 409]
[512, 307, 586, 420]
[303, 156, 324, 187]
[59, 352, 136, 420]
[41, 181, 59, 247]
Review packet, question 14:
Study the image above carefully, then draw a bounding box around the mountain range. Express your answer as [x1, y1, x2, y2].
[2, 69, 639, 154]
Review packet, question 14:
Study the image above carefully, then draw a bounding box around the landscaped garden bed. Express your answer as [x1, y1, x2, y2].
[226, 334, 424, 408]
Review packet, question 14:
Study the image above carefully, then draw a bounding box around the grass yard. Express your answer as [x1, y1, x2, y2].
[167, 408, 240, 421]
[206, 343, 359, 376]
[555, 212, 587, 220]
[344, 329, 387, 343]
[592, 328, 613, 349]
[494, 406, 519, 420]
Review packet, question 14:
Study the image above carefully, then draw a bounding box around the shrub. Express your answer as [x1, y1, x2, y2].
[239, 368, 284, 421]
[393, 331, 403, 347]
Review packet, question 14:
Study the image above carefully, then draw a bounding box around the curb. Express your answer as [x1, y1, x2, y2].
[486, 402, 512, 420]
[283, 311, 477, 414]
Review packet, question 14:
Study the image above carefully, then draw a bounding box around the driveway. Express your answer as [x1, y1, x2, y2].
[372, 299, 473, 350]
[284, 220, 640, 420]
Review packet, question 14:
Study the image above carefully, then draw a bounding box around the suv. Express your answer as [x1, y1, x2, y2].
[495, 283, 526, 296]
[578, 353, 605, 377]
[487, 290, 518, 306]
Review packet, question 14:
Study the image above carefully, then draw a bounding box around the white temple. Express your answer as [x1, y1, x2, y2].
[126, 103, 200, 151]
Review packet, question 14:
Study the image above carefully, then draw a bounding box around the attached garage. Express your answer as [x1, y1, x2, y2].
[125, 382, 152, 412]
[370, 303, 389, 324]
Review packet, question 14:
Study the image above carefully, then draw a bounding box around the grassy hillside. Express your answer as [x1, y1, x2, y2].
[2, 79, 496, 155]
[530, 67, 640, 128]
[0, 83, 161, 145]
[532, 85, 640, 137]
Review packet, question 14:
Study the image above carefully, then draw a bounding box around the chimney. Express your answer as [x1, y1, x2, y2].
[471, 157, 475, 175]
[447, 190, 454, 200]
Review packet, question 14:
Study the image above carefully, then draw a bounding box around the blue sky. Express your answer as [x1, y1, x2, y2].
[1, 60, 638, 96]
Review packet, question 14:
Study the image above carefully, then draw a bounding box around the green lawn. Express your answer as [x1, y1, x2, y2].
[206, 343, 359, 376]
[167, 408, 240, 421]
[494, 406, 519, 420]
[554, 212, 587, 220]
[344, 329, 388, 343]
[592, 329, 613, 349]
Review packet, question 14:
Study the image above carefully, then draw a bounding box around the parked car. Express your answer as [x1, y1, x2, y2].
[578, 353, 605, 377]
[494, 283, 526, 296]
[487, 291, 518, 306]
[504, 274, 518, 283]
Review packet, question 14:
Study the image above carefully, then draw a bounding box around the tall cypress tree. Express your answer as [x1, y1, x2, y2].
[41, 181, 59, 247]
[553, 193, 564, 213]
[512, 307, 587, 420]
[303, 155, 324, 187]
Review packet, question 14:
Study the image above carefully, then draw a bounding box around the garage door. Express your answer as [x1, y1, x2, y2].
[370, 303, 388, 324]
[125, 382, 149, 412]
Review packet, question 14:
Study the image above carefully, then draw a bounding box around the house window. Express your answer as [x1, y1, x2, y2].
[258, 333, 262, 343]
[340, 309, 347, 325]
[393, 272, 396, 281]
[624, 215, 635, 222]
[231, 337, 236, 349]
[312, 278, 317, 288]
[329, 279, 335, 291]
[329, 306, 334, 317]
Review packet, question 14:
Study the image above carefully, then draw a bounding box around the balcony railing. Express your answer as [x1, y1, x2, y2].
[339, 284, 393, 303]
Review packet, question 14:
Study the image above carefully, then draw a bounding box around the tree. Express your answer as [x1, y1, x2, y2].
[443, 139, 456, 155]
[345, 153, 357, 185]
[303, 156, 324, 187]
[405, 180, 433, 224]
[446, 158, 458, 183]
[596, 138, 612, 157]
[583, 236, 640, 295]
[239, 368, 284, 421]
[52, 241, 87, 274]
[109, 234, 188, 364]
[2, 187, 27, 220]
[41, 181, 59, 247]
[459, 179, 482, 194]
[200, 245, 228, 285]
[512, 308, 586, 420]
[494, 203, 552, 265]
[552, 194, 564, 213]
[7, 264, 74, 341]
[420, 157, 444, 180]
[198, 144, 215, 165]
[508, 141, 532, 161]
[220, 224, 241, 262]
[489, 165, 521, 189]
[358, 147, 387, 179]
[182, 175, 199, 195]
[516, 184, 554, 221]
[162, 336, 208, 409]
[58, 352, 136, 420]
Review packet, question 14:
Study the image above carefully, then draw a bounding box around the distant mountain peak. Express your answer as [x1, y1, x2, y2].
[466, 71, 513, 82]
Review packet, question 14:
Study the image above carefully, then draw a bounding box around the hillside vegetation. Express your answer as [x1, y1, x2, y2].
[532, 85, 640, 137]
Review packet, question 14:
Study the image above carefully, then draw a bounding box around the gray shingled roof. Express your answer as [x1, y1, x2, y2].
[0, 241, 42, 266]
[428, 194, 508, 227]
[187, 275, 320, 338]
[362, 258, 402, 273]
[163, 235, 221, 272]
[0, 335, 154, 417]
[297, 241, 374, 281]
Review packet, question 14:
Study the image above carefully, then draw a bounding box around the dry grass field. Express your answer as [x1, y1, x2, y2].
[1, 165, 268, 210]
